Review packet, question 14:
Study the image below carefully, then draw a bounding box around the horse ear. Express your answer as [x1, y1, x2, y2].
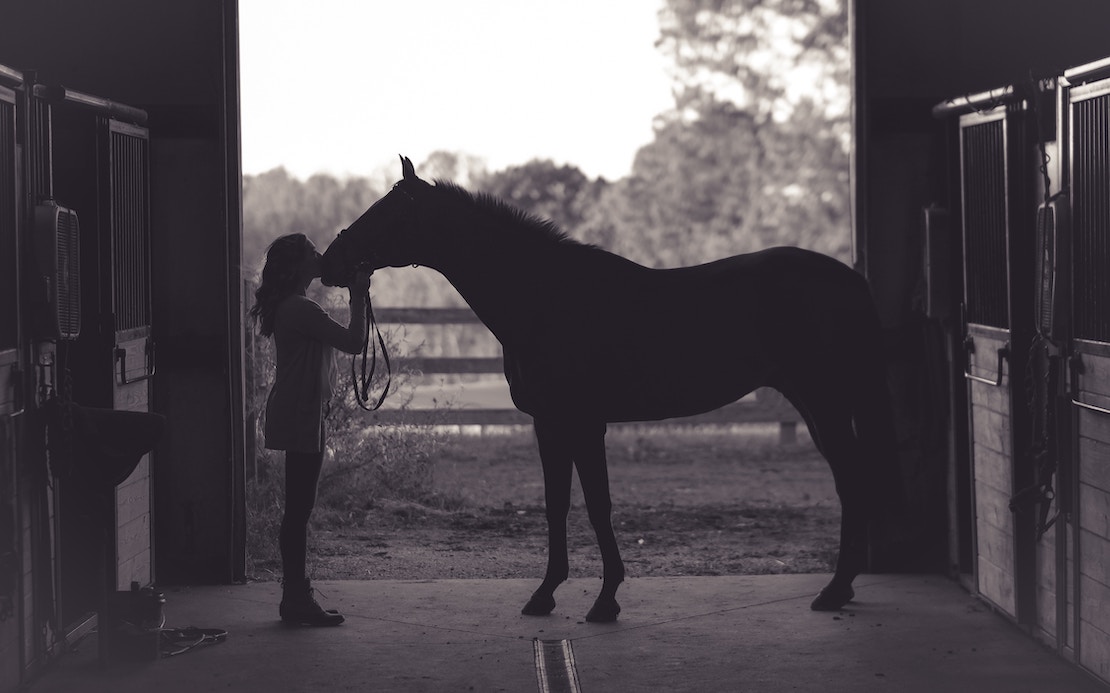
[400, 155, 416, 180]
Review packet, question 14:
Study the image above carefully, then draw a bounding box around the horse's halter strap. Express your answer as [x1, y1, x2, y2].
[351, 296, 391, 412]
[340, 180, 428, 412]
[344, 182, 417, 412]
[328, 229, 388, 412]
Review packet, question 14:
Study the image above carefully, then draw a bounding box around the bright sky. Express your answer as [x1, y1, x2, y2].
[239, 0, 675, 182]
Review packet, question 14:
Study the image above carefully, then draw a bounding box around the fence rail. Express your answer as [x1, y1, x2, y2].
[367, 307, 802, 442]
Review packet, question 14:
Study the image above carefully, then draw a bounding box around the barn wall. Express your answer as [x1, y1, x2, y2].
[0, 0, 246, 587]
[855, 0, 1110, 331]
[0, 2, 242, 689]
[855, 0, 1110, 684]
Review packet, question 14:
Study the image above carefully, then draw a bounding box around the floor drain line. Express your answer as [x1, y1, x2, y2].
[533, 638, 582, 693]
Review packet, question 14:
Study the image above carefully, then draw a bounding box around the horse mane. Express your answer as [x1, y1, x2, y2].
[432, 179, 594, 252]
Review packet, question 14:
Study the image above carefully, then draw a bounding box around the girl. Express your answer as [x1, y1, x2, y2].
[249, 233, 371, 626]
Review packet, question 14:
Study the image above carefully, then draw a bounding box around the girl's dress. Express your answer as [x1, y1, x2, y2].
[264, 294, 358, 453]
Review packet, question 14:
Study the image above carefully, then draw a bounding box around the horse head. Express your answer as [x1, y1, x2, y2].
[320, 155, 432, 287]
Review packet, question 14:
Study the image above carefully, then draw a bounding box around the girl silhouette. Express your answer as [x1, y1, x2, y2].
[250, 233, 370, 626]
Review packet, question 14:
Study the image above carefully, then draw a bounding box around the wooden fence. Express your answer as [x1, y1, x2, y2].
[363, 307, 803, 443]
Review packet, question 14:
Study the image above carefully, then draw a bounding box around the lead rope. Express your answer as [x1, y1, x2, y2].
[351, 291, 392, 411]
[1006, 72, 1060, 540]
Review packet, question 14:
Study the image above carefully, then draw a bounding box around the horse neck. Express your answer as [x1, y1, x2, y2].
[419, 200, 548, 346]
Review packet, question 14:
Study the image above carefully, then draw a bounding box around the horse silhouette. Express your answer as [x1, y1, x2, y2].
[322, 155, 900, 622]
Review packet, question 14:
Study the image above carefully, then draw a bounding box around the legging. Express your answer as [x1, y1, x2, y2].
[280, 448, 324, 584]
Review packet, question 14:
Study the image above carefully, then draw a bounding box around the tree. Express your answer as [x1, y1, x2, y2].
[242, 167, 385, 276]
[657, 0, 849, 125]
[417, 150, 488, 188]
[584, 0, 851, 266]
[243, 166, 474, 308]
[475, 159, 606, 235]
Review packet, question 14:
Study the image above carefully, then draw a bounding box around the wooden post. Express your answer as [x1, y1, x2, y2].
[778, 421, 797, 445]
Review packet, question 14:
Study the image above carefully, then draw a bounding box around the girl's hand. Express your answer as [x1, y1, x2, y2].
[350, 270, 371, 298]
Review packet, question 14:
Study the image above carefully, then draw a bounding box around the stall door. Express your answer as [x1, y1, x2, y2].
[51, 109, 154, 627]
[102, 119, 154, 591]
[1067, 71, 1110, 683]
[958, 104, 1036, 622]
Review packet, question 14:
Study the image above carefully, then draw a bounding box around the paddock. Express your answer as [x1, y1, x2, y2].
[5, 0, 1110, 691]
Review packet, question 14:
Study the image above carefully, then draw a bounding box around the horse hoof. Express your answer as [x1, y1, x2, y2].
[522, 593, 556, 616]
[810, 583, 855, 611]
[585, 598, 620, 623]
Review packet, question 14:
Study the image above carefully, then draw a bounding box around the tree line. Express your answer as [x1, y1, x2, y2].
[243, 0, 850, 309]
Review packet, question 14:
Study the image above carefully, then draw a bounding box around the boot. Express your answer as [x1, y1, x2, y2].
[279, 578, 344, 626]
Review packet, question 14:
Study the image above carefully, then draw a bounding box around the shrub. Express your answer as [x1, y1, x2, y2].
[244, 315, 447, 579]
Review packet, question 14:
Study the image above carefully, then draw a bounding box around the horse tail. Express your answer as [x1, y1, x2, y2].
[848, 288, 905, 520]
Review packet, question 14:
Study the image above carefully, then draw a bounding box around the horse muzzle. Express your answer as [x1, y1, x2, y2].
[319, 260, 349, 288]
[320, 254, 374, 288]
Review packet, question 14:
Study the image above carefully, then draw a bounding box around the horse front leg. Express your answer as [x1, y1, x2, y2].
[573, 422, 624, 623]
[521, 419, 574, 616]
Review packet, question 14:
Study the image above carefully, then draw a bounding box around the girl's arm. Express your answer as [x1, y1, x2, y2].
[290, 273, 371, 354]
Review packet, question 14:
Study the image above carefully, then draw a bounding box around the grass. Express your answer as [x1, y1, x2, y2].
[245, 386, 454, 580]
[245, 417, 839, 582]
[245, 319, 452, 578]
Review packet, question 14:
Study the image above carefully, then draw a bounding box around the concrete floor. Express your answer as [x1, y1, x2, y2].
[23, 573, 1108, 692]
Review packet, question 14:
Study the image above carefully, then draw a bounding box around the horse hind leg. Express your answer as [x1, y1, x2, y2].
[786, 391, 868, 611]
[570, 422, 625, 622]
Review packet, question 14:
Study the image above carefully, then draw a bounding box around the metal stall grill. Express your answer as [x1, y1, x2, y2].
[30, 97, 51, 201]
[54, 208, 80, 338]
[1071, 90, 1110, 344]
[107, 121, 150, 336]
[961, 117, 1010, 329]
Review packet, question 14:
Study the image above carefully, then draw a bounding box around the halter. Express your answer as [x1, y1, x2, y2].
[342, 181, 418, 412]
[330, 230, 389, 411]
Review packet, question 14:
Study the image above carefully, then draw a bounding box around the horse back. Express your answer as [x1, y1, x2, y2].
[504, 246, 877, 422]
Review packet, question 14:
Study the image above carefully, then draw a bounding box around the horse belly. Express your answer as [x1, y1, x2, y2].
[609, 378, 764, 422]
[590, 340, 770, 423]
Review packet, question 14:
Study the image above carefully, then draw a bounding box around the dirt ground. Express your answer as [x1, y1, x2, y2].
[300, 426, 843, 583]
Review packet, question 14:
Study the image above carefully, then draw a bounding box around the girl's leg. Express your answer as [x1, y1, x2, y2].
[280, 448, 324, 584]
[278, 446, 343, 625]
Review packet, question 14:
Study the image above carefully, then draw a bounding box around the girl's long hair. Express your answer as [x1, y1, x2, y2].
[249, 233, 312, 337]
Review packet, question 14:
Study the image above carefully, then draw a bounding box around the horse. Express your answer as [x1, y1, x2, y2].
[321, 155, 901, 623]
